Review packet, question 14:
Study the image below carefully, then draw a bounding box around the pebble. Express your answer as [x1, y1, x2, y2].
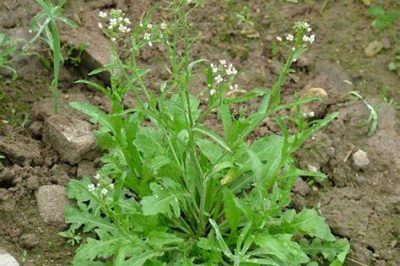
[35, 185, 68, 227]
[364, 41, 383, 57]
[19, 233, 39, 249]
[0, 248, 19, 266]
[293, 178, 311, 196]
[352, 149, 370, 169]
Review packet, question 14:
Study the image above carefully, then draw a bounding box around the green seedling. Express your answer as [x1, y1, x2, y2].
[63, 3, 349, 265]
[368, 5, 400, 30]
[0, 33, 17, 79]
[349, 91, 378, 136]
[30, 0, 77, 113]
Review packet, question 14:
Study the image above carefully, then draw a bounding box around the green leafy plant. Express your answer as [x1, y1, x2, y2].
[0, 33, 17, 79]
[30, 0, 77, 113]
[64, 2, 349, 265]
[368, 5, 400, 30]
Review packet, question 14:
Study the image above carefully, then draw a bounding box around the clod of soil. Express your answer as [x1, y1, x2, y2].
[35, 185, 68, 227]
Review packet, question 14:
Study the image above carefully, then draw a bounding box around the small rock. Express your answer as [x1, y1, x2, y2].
[19, 233, 39, 249]
[26, 176, 40, 190]
[293, 178, 311, 196]
[352, 149, 370, 169]
[29, 121, 43, 138]
[299, 87, 329, 118]
[0, 188, 10, 201]
[0, 248, 19, 266]
[36, 185, 68, 226]
[296, 56, 311, 67]
[269, 60, 282, 75]
[61, 26, 112, 83]
[45, 114, 97, 164]
[77, 160, 96, 179]
[364, 41, 383, 57]
[361, 0, 371, 6]
[0, 135, 42, 166]
[307, 164, 319, 172]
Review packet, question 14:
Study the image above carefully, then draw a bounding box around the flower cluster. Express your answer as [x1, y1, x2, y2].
[140, 21, 168, 47]
[276, 21, 316, 45]
[98, 9, 131, 41]
[87, 173, 114, 196]
[208, 60, 239, 96]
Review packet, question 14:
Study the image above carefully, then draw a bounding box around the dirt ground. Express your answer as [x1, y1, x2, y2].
[0, 0, 399, 265]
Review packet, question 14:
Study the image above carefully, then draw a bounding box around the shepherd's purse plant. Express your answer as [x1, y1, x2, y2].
[63, 1, 349, 265]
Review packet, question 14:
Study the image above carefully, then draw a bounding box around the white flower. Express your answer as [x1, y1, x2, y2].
[229, 84, 238, 91]
[148, 41, 153, 47]
[111, 37, 116, 42]
[124, 18, 131, 24]
[226, 64, 237, 76]
[302, 34, 315, 44]
[285, 34, 294, 42]
[147, 23, 153, 29]
[214, 75, 223, 84]
[88, 184, 96, 192]
[99, 11, 107, 18]
[109, 18, 117, 26]
[98, 22, 103, 29]
[219, 59, 227, 66]
[101, 188, 108, 195]
[109, 183, 115, 189]
[144, 33, 151, 41]
[210, 89, 216, 95]
[94, 174, 101, 180]
[210, 63, 218, 73]
[276, 36, 282, 42]
[160, 22, 167, 30]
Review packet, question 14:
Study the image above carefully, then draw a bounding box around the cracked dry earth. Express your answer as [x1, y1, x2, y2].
[0, 0, 399, 265]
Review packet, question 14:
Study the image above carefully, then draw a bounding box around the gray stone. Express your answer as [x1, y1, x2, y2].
[0, 248, 19, 266]
[293, 178, 311, 196]
[36, 185, 68, 226]
[19, 233, 39, 249]
[45, 114, 97, 164]
[61, 26, 112, 83]
[77, 160, 96, 179]
[352, 149, 370, 169]
[0, 135, 42, 166]
[364, 41, 383, 57]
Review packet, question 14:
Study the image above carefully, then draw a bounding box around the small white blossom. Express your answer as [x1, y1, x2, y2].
[88, 184, 96, 192]
[210, 89, 216, 95]
[285, 34, 294, 42]
[210, 63, 218, 73]
[124, 18, 131, 24]
[147, 23, 153, 29]
[219, 59, 227, 66]
[111, 37, 116, 42]
[229, 84, 238, 91]
[226, 64, 237, 76]
[302, 34, 315, 44]
[94, 174, 101, 180]
[101, 188, 108, 195]
[144, 33, 151, 41]
[98, 22, 103, 29]
[99, 11, 107, 18]
[276, 36, 282, 42]
[215, 75, 223, 84]
[109, 183, 115, 189]
[160, 22, 167, 30]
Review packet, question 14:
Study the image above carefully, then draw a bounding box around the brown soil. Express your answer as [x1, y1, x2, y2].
[0, 0, 399, 265]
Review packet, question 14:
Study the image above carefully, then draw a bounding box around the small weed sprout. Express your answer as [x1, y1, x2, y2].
[64, 2, 349, 265]
[349, 91, 378, 136]
[0, 33, 17, 79]
[30, 0, 77, 113]
[368, 5, 400, 31]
